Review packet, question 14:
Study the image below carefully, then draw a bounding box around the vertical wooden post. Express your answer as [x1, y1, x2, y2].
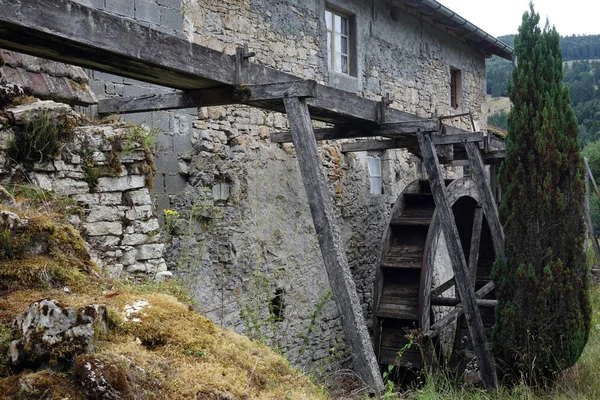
[489, 164, 499, 203]
[418, 132, 498, 390]
[468, 207, 484, 284]
[465, 142, 505, 258]
[283, 96, 384, 393]
[585, 171, 600, 264]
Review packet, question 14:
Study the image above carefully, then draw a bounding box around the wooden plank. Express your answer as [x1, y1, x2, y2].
[468, 207, 484, 284]
[418, 132, 497, 390]
[98, 81, 318, 115]
[0, 0, 236, 89]
[271, 120, 439, 143]
[585, 170, 600, 266]
[430, 277, 456, 298]
[428, 281, 495, 334]
[431, 297, 497, 307]
[283, 96, 384, 393]
[584, 158, 600, 200]
[465, 142, 505, 258]
[340, 133, 483, 153]
[0, 0, 432, 126]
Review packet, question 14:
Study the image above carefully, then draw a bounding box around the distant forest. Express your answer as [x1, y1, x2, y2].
[487, 34, 600, 147]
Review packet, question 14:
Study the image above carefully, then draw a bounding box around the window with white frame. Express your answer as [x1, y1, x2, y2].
[367, 154, 382, 195]
[326, 8, 352, 75]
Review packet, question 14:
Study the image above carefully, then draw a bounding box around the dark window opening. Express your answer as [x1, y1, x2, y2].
[450, 67, 462, 109]
[270, 288, 286, 322]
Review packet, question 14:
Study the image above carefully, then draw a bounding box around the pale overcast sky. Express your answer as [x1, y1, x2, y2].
[439, 0, 600, 38]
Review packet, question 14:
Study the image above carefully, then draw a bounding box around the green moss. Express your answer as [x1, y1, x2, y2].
[0, 214, 97, 293]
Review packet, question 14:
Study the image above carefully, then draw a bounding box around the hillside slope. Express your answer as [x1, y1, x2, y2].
[0, 172, 326, 400]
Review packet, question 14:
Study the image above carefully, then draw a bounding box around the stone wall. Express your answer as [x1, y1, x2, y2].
[0, 100, 167, 279]
[79, 0, 486, 371]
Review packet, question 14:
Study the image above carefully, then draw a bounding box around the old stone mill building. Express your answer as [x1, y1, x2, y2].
[0, 0, 513, 391]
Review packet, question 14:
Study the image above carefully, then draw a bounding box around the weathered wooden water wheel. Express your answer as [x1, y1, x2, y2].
[372, 177, 498, 374]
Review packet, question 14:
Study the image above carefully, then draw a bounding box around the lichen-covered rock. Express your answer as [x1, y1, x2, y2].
[0, 81, 24, 108]
[0, 210, 27, 229]
[9, 299, 107, 369]
[73, 355, 143, 400]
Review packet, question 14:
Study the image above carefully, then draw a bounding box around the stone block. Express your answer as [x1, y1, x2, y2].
[154, 153, 180, 175]
[165, 174, 187, 194]
[89, 0, 105, 9]
[74, 192, 122, 206]
[125, 205, 153, 220]
[33, 174, 54, 192]
[151, 111, 172, 134]
[85, 206, 125, 223]
[105, 0, 134, 17]
[136, 218, 160, 234]
[121, 233, 150, 246]
[126, 263, 149, 273]
[135, 0, 162, 25]
[53, 178, 90, 195]
[173, 134, 192, 154]
[6, 101, 72, 124]
[97, 176, 145, 192]
[128, 189, 153, 206]
[83, 222, 123, 236]
[152, 173, 166, 194]
[156, 132, 174, 152]
[119, 249, 137, 265]
[154, 193, 170, 214]
[157, 0, 180, 10]
[136, 244, 164, 260]
[160, 6, 183, 32]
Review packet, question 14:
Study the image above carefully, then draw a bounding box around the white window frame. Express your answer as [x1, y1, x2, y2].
[367, 154, 383, 196]
[326, 8, 351, 75]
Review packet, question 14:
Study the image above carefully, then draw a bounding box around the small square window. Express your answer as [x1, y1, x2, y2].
[367, 155, 382, 195]
[450, 67, 462, 109]
[326, 8, 353, 75]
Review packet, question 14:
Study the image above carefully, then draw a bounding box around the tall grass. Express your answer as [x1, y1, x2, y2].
[402, 255, 600, 400]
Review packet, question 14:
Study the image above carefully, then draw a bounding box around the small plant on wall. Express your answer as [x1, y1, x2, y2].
[7, 111, 75, 163]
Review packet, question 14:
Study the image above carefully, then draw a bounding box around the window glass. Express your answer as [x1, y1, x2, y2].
[368, 155, 382, 195]
[326, 9, 351, 75]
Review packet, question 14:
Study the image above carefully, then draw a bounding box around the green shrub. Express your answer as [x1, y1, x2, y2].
[492, 4, 590, 383]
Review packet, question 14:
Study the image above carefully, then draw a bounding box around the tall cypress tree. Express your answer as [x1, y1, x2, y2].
[492, 4, 591, 382]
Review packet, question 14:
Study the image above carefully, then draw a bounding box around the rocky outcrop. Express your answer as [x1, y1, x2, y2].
[0, 100, 167, 278]
[74, 354, 144, 400]
[9, 299, 107, 369]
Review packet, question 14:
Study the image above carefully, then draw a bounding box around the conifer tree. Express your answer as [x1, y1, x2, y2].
[492, 4, 591, 382]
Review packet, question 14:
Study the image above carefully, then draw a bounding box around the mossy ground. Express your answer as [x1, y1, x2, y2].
[0, 194, 326, 399]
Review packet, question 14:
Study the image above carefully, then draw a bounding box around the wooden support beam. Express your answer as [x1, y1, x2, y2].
[283, 96, 384, 393]
[0, 0, 422, 125]
[98, 81, 318, 115]
[430, 277, 456, 298]
[428, 281, 495, 335]
[271, 120, 439, 143]
[468, 207, 484, 284]
[339, 133, 484, 153]
[584, 158, 600, 200]
[418, 132, 497, 390]
[431, 297, 497, 307]
[465, 143, 505, 258]
[584, 166, 600, 266]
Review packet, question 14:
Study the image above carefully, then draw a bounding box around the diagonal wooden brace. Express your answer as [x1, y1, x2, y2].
[283, 96, 384, 393]
[418, 131, 498, 390]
